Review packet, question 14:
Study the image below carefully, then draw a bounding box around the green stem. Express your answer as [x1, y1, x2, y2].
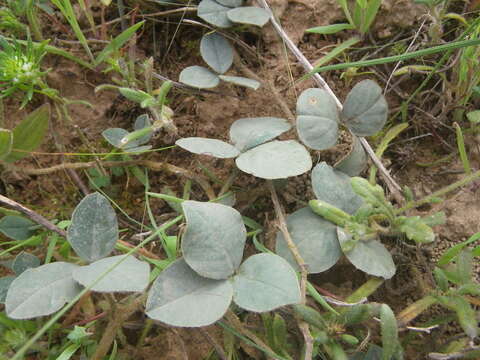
[395, 169, 480, 214]
[454, 122, 471, 175]
[307, 38, 480, 75]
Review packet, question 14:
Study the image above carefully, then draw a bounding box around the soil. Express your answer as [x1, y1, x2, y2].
[1, 0, 479, 359]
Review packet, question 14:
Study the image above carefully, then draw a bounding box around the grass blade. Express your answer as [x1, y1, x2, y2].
[304, 38, 480, 77]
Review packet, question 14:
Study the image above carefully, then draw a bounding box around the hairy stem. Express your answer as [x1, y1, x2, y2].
[11, 159, 215, 200]
[267, 181, 313, 360]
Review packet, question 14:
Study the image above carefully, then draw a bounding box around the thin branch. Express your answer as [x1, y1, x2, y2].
[12, 159, 216, 200]
[267, 181, 314, 360]
[256, 0, 402, 198]
[0, 194, 66, 237]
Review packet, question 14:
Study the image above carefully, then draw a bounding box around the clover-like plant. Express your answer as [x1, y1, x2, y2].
[197, 0, 271, 29]
[175, 116, 313, 179]
[145, 200, 301, 327]
[102, 113, 154, 154]
[3, 192, 150, 319]
[179, 32, 261, 89]
[276, 162, 439, 280]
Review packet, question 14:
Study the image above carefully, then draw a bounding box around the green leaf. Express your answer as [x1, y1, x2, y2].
[441, 296, 479, 339]
[219, 75, 261, 90]
[200, 32, 233, 74]
[275, 207, 341, 273]
[236, 140, 312, 179]
[179, 65, 220, 88]
[182, 201, 246, 279]
[380, 304, 399, 360]
[229, 117, 291, 151]
[94, 21, 144, 66]
[341, 80, 388, 136]
[338, 228, 395, 279]
[437, 232, 480, 267]
[226, 7, 271, 27]
[176, 137, 240, 158]
[397, 216, 435, 243]
[5, 262, 82, 319]
[293, 304, 328, 329]
[72, 255, 149, 292]
[67, 192, 118, 263]
[334, 136, 367, 176]
[197, 0, 233, 28]
[119, 87, 152, 105]
[102, 128, 138, 149]
[0, 129, 12, 160]
[6, 104, 50, 163]
[145, 258, 233, 327]
[12, 252, 40, 275]
[0, 215, 36, 240]
[306, 23, 355, 34]
[133, 114, 152, 145]
[232, 254, 300, 312]
[56, 343, 81, 360]
[296, 88, 339, 150]
[0, 276, 14, 304]
[311, 162, 363, 214]
[466, 110, 480, 124]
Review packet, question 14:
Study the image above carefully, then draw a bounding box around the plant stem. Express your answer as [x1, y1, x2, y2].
[267, 181, 313, 360]
[397, 295, 437, 327]
[395, 169, 480, 214]
[12, 159, 215, 200]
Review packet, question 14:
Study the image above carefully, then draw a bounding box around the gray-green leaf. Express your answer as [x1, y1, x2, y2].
[232, 253, 301, 312]
[176, 137, 240, 158]
[197, 0, 233, 28]
[182, 201, 246, 279]
[311, 162, 363, 214]
[341, 80, 388, 136]
[6, 262, 82, 319]
[276, 207, 341, 273]
[102, 128, 139, 149]
[67, 193, 118, 263]
[0, 276, 14, 304]
[179, 66, 220, 88]
[296, 88, 339, 150]
[339, 228, 395, 279]
[72, 255, 150, 292]
[133, 114, 152, 145]
[227, 7, 270, 27]
[216, 0, 242, 7]
[200, 33, 233, 74]
[12, 252, 40, 275]
[236, 140, 312, 179]
[145, 258, 233, 327]
[0, 215, 36, 241]
[334, 136, 367, 176]
[229, 117, 291, 151]
[219, 75, 261, 90]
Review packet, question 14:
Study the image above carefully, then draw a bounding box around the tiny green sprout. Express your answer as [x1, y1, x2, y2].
[0, 36, 53, 107]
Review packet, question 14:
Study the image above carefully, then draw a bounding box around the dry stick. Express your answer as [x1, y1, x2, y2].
[15, 159, 216, 200]
[267, 181, 314, 360]
[199, 328, 228, 360]
[232, 52, 295, 123]
[256, 0, 402, 199]
[91, 294, 147, 360]
[0, 194, 66, 237]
